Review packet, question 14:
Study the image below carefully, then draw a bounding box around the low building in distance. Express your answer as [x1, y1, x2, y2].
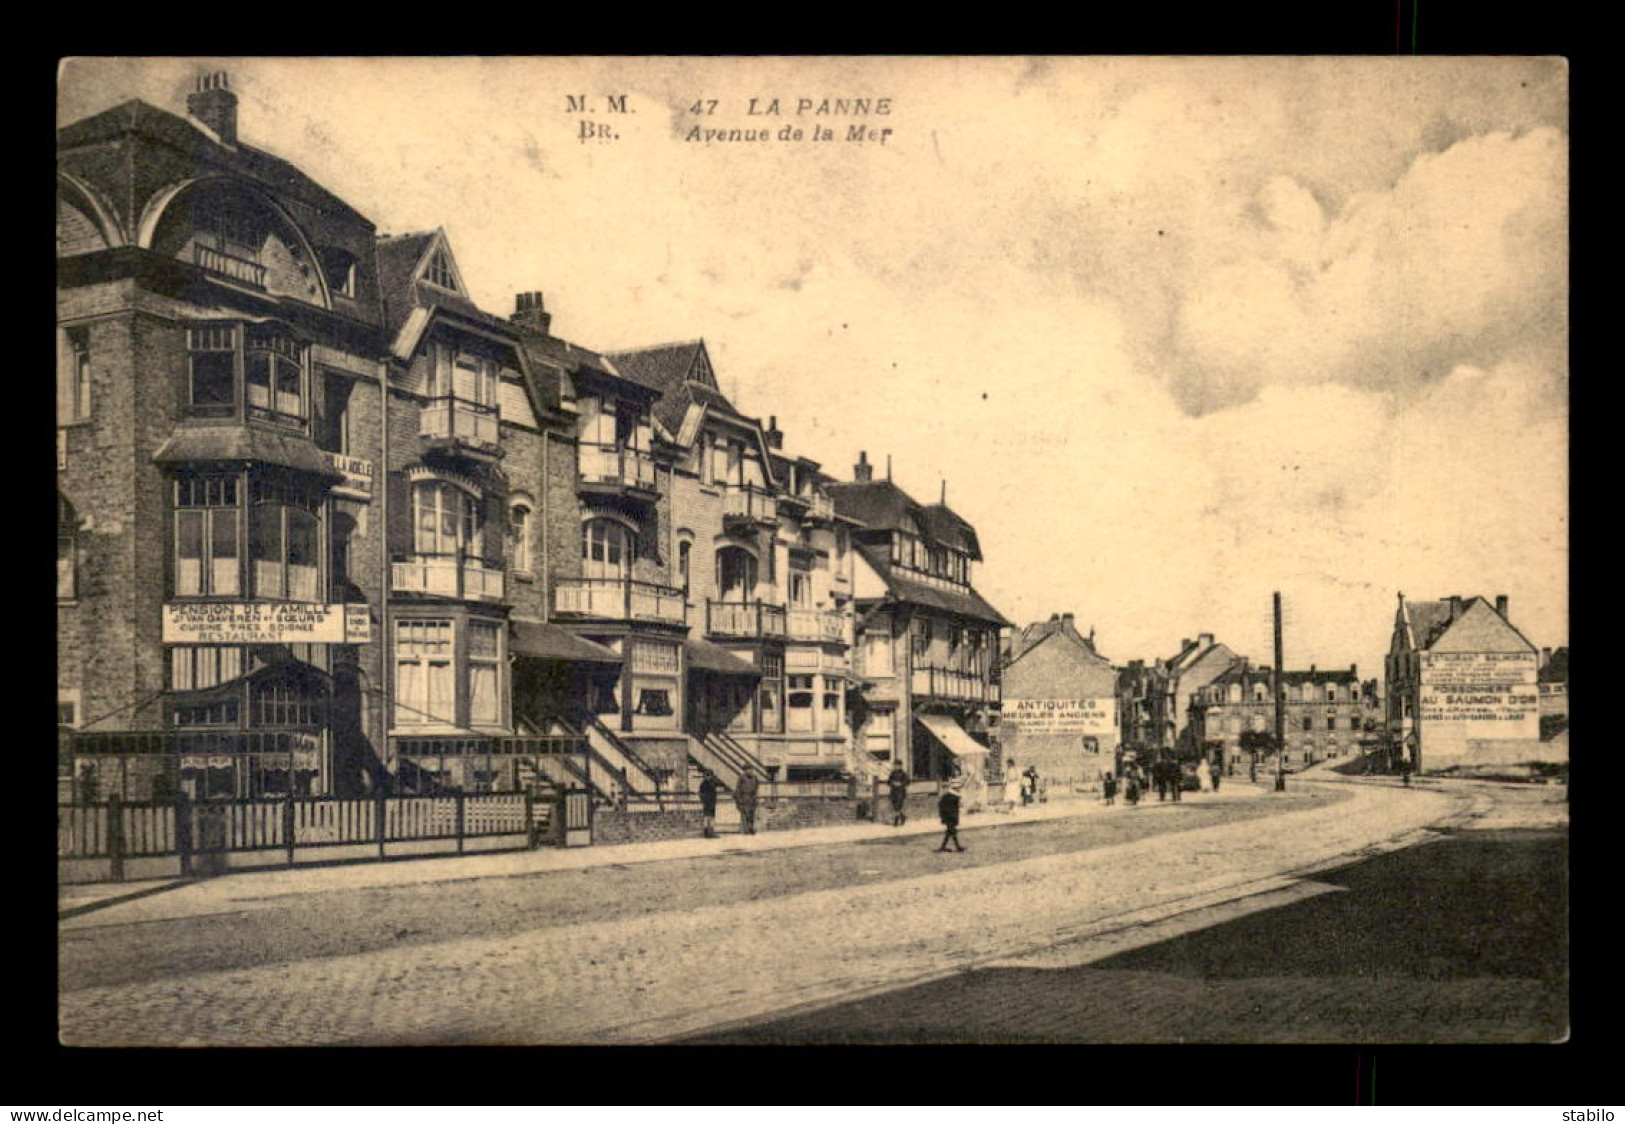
[1189, 661, 1380, 773]
[999, 613, 1120, 787]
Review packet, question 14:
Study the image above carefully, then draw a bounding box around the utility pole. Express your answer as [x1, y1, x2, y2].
[1273, 590, 1286, 792]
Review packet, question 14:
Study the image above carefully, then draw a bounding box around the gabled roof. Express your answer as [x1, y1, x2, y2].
[1207, 663, 1360, 688]
[1402, 599, 1456, 652]
[1007, 616, 1105, 665]
[853, 543, 1010, 627]
[603, 340, 730, 433]
[374, 228, 509, 340]
[917, 503, 982, 560]
[826, 480, 918, 535]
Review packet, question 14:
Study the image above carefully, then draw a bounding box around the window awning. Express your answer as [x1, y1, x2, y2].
[153, 425, 343, 482]
[510, 621, 621, 664]
[916, 713, 989, 758]
[684, 637, 762, 679]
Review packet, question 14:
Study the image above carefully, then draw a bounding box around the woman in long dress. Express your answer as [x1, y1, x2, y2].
[1004, 758, 1023, 809]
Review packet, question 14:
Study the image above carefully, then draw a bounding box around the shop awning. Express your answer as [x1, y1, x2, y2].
[916, 713, 990, 758]
[510, 620, 621, 664]
[684, 637, 762, 679]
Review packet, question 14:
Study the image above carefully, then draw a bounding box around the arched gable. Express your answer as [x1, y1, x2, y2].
[57, 172, 125, 253]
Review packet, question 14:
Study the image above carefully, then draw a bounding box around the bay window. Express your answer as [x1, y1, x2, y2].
[174, 474, 241, 597]
[185, 323, 308, 427]
[250, 478, 321, 601]
[245, 328, 307, 426]
[187, 326, 237, 416]
[468, 620, 503, 726]
[717, 546, 757, 602]
[787, 674, 815, 733]
[629, 639, 679, 729]
[395, 618, 455, 726]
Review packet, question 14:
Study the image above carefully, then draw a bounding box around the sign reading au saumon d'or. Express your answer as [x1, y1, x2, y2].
[1418, 651, 1539, 723]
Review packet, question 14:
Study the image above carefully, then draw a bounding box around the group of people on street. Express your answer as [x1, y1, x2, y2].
[1002, 760, 1041, 808]
[696, 768, 760, 838]
[1101, 755, 1225, 807]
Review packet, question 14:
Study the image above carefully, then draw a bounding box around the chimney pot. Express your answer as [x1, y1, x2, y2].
[854, 451, 873, 483]
[1062, 612, 1074, 623]
[186, 70, 239, 146]
[1495, 594, 1509, 616]
[511, 291, 551, 333]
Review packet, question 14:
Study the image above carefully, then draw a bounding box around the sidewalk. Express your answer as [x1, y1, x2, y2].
[59, 781, 1273, 925]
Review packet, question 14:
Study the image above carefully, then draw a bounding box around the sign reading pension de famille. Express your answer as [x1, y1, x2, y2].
[1004, 697, 1117, 736]
[163, 602, 372, 644]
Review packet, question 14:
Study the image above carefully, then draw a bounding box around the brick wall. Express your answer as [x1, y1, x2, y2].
[591, 806, 708, 845]
[759, 797, 865, 831]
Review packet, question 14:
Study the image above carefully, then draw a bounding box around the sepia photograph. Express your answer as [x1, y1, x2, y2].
[56, 55, 1568, 1048]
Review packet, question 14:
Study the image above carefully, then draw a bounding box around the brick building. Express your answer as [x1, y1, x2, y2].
[999, 614, 1120, 786]
[829, 457, 1010, 800]
[1114, 634, 1242, 763]
[1385, 593, 1548, 772]
[1189, 661, 1380, 773]
[59, 73, 987, 807]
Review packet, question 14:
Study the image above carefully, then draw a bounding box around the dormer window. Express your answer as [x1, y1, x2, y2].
[424, 248, 457, 291]
[323, 250, 357, 298]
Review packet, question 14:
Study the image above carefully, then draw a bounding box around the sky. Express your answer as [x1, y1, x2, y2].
[58, 57, 1569, 679]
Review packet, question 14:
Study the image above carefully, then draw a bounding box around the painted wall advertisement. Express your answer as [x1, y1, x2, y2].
[1418, 652, 1539, 724]
[1005, 697, 1117, 737]
[163, 602, 372, 645]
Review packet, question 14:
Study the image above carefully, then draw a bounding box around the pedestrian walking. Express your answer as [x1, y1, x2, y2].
[936, 780, 966, 852]
[1171, 760, 1184, 802]
[1153, 758, 1169, 802]
[1124, 771, 1141, 806]
[1022, 765, 1039, 806]
[1209, 758, 1222, 793]
[734, 769, 760, 835]
[887, 764, 911, 826]
[1102, 771, 1117, 806]
[698, 771, 720, 838]
[1398, 756, 1413, 787]
[1004, 758, 1023, 810]
[1196, 758, 1212, 793]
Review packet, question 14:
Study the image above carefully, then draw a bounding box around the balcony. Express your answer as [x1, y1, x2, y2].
[911, 665, 998, 703]
[786, 608, 848, 645]
[578, 443, 658, 500]
[420, 397, 500, 453]
[391, 557, 506, 602]
[722, 485, 779, 529]
[194, 243, 267, 289]
[707, 600, 787, 640]
[555, 578, 685, 625]
[807, 493, 835, 522]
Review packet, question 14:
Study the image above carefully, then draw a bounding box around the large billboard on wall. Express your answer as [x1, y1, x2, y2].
[1004, 697, 1117, 737]
[1418, 651, 1539, 724]
[163, 603, 372, 645]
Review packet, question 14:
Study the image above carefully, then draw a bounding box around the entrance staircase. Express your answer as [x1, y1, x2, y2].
[687, 728, 769, 792]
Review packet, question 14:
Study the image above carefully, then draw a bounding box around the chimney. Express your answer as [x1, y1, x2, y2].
[1448, 595, 1463, 619]
[1181, 638, 1191, 650]
[765, 415, 783, 449]
[886, 454, 892, 481]
[854, 451, 873, 483]
[1310, 663, 1316, 674]
[187, 71, 238, 146]
[1061, 612, 1074, 624]
[511, 291, 552, 334]
[1541, 647, 1552, 669]
[1350, 663, 1357, 676]
[1198, 633, 1214, 647]
[1495, 594, 1509, 616]
[1050, 613, 1060, 622]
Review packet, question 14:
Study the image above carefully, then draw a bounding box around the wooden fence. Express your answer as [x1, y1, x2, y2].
[58, 790, 560, 883]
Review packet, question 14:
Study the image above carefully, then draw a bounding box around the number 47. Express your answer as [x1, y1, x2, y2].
[689, 99, 718, 115]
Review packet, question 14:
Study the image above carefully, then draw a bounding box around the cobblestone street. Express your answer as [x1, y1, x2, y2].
[58, 776, 1554, 1046]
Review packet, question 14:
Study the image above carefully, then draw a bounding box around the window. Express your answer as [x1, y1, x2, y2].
[321, 376, 354, 455]
[822, 676, 841, 717]
[57, 691, 80, 730]
[174, 474, 241, 596]
[1326, 685, 1338, 702]
[58, 327, 92, 423]
[416, 482, 483, 558]
[912, 618, 932, 657]
[509, 502, 532, 574]
[787, 674, 815, 732]
[244, 329, 306, 426]
[170, 646, 245, 691]
[250, 478, 321, 601]
[789, 570, 811, 608]
[1301, 715, 1313, 732]
[630, 640, 679, 729]
[678, 541, 692, 597]
[468, 620, 503, 726]
[716, 546, 758, 602]
[324, 252, 357, 298]
[1326, 716, 1337, 731]
[424, 247, 457, 291]
[582, 520, 634, 580]
[251, 680, 322, 728]
[865, 632, 894, 677]
[57, 493, 77, 600]
[395, 619, 454, 726]
[760, 651, 783, 733]
[187, 326, 237, 417]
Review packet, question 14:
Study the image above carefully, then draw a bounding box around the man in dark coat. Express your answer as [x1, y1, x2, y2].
[1153, 757, 1169, 802]
[935, 781, 966, 852]
[734, 770, 761, 834]
[698, 771, 720, 838]
[887, 764, 911, 826]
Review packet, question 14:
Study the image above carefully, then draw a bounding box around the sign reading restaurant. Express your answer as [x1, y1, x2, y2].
[164, 602, 371, 645]
[1004, 697, 1117, 736]
[1418, 651, 1539, 724]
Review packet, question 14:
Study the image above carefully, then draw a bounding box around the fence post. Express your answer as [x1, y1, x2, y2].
[284, 798, 297, 867]
[107, 795, 125, 882]
[376, 788, 388, 859]
[176, 792, 192, 877]
[455, 790, 466, 853]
